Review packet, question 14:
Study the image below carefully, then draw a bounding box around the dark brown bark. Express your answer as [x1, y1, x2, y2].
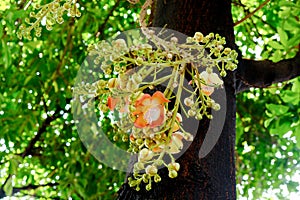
[117, 0, 237, 199]
[236, 51, 300, 93]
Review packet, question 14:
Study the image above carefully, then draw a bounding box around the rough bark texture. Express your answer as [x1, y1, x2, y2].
[117, 0, 237, 199]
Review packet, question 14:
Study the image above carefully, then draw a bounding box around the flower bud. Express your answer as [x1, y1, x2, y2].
[146, 183, 152, 191]
[195, 113, 202, 120]
[134, 162, 145, 170]
[168, 170, 178, 178]
[194, 32, 204, 42]
[135, 57, 143, 66]
[145, 165, 158, 176]
[212, 103, 220, 111]
[168, 162, 180, 171]
[223, 47, 231, 55]
[139, 148, 153, 161]
[184, 97, 194, 107]
[220, 70, 227, 77]
[154, 174, 161, 182]
[188, 109, 196, 117]
[206, 67, 213, 74]
[167, 53, 173, 59]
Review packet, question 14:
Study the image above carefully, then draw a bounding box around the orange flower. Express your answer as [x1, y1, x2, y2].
[132, 91, 170, 128]
[107, 96, 119, 111]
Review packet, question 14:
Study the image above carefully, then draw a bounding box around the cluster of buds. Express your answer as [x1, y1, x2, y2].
[74, 30, 238, 191]
[17, 0, 81, 40]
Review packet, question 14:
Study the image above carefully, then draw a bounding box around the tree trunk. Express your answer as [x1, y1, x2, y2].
[117, 0, 237, 199]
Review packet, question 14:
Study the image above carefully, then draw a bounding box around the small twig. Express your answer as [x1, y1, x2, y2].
[234, 0, 271, 27]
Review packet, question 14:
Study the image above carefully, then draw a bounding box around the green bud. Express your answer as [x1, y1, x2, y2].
[207, 115, 213, 119]
[122, 135, 128, 142]
[136, 138, 143, 146]
[223, 47, 231, 55]
[146, 183, 152, 191]
[56, 17, 64, 24]
[113, 135, 118, 141]
[135, 162, 145, 170]
[188, 109, 196, 117]
[135, 57, 143, 66]
[195, 113, 202, 120]
[154, 174, 161, 182]
[129, 180, 137, 187]
[168, 170, 178, 178]
[63, 2, 71, 10]
[220, 70, 227, 77]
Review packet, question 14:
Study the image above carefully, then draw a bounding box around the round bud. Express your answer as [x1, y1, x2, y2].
[168, 170, 178, 178]
[188, 109, 196, 117]
[170, 36, 178, 43]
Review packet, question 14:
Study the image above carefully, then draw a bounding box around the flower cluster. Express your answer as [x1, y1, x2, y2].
[75, 30, 238, 191]
[17, 0, 81, 40]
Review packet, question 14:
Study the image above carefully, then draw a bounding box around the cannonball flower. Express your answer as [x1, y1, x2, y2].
[199, 71, 224, 96]
[132, 91, 170, 128]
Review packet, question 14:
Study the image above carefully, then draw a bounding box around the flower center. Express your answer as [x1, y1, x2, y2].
[144, 106, 160, 124]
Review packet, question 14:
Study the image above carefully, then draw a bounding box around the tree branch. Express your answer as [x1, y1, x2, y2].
[234, 0, 271, 27]
[20, 109, 61, 158]
[96, 0, 121, 38]
[0, 182, 58, 198]
[235, 51, 300, 93]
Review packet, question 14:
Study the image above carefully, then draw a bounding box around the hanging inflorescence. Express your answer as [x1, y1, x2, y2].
[74, 30, 238, 191]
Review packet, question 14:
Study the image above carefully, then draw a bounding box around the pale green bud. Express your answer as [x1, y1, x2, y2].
[188, 109, 196, 117]
[168, 170, 178, 178]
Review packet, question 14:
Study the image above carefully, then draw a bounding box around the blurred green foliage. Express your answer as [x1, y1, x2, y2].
[0, 0, 299, 199]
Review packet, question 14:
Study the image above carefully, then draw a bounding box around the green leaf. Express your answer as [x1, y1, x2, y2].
[3, 176, 13, 196]
[292, 78, 300, 93]
[278, 27, 288, 48]
[265, 103, 289, 115]
[268, 41, 284, 50]
[287, 34, 300, 48]
[270, 119, 291, 136]
[1, 39, 12, 68]
[0, 23, 3, 38]
[9, 158, 19, 175]
[264, 118, 273, 128]
[279, 2, 295, 7]
[294, 126, 300, 148]
[287, 181, 299, 192]
[271, 50, 283, 62]
[281, 91, 300, 105]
